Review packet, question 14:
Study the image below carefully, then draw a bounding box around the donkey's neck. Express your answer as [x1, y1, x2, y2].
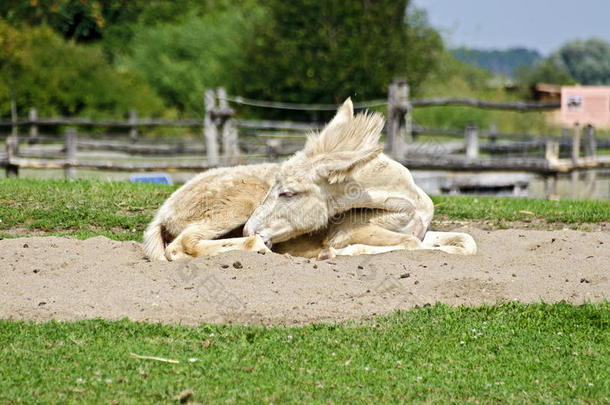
[327, 155, 427, 217]
[329, 186, 418, 216]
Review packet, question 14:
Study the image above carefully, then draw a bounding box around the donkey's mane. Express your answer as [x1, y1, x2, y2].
[305, 111, 385, 157]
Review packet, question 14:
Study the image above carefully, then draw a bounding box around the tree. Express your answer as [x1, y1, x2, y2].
[234, 1, 442, 110]
[0, 0, 222, 57]
[514, 59, 575, 89]
[0, 20, 164, 119]
[548, 38, 610, 85]
[451, 47, 542, 77]
[0, 19, 27, 123]
[119, 6, 263, 115]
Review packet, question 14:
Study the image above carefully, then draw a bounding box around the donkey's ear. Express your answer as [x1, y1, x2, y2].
[326, 98, 353, 128]
[317, 145, 383, 183]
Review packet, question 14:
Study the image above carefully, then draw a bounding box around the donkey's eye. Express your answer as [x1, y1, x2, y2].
[279, 190, 297, 198]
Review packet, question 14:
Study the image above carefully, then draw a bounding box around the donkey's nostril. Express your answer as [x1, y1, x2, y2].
[264, 238, 273, 249]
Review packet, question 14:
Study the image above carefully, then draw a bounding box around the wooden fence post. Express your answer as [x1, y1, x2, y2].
[544, 139, 559, 200]
[28, 108, 39, 144]
[403, 81, 413, 144]
[129, 110, 138, 142]
[489, 123, 498, 144]
[583, 124, 596, 158]
[396, 79, 409, 155]
[217, 87, 239, 164]
[266, 139, 282, 162]
[65, 128, 77, 179]
[5, 134, 19, 177]
[385, 81, 397, 157]
[571, 123, 581, 199]
[6, 93, 19, 177]
[465, 124, 479, 160]
[583, 124, 596, 198]
[571, 123, 581, 163]
[385, 78, 408, 159]
[204, 89, 220, 166]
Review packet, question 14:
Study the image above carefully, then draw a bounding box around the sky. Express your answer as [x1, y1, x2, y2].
[411, 0, 610, 55]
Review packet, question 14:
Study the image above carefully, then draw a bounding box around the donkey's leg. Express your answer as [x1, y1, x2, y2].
[421, 231, 477, 255]
[318, 223, 422, 260]
[166, 225, 270, 260]
[186, 235, 270, 257]
[326, 243, 410, 258]
[165, 215, 251, 261]
[165, 223, 217, 261]
[315, 210, 423, 260]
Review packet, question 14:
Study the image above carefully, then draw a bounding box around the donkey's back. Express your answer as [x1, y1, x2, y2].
[143, 163, 279, 260]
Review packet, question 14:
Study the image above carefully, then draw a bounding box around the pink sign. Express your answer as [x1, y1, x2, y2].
[561, 86, 610, 127]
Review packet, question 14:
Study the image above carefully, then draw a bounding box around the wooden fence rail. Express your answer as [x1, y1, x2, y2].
[2, 81, 609, 199]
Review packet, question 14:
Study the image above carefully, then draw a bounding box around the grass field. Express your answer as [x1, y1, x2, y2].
[1, 178, 608, 241]
[1, 303, 608, 403]
[1, 178, 609, 403]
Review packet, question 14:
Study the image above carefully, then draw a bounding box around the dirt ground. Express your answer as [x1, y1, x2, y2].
[0, 228, 608, 326]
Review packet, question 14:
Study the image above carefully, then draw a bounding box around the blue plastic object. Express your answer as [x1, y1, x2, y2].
[130, 173, 173, 185]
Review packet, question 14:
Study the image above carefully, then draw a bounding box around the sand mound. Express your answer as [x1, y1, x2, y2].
[0, 228, 607, 325]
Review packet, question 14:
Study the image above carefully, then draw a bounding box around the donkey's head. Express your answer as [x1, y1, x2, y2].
[243, 98, 385, 247]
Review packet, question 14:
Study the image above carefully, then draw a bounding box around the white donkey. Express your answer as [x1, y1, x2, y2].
[143, 99, 476, 261]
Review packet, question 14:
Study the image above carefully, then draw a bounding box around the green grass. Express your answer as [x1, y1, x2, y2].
[1, 302, 608, 403]
[0, 178, 176, 241]
[431, 195, 610, 224]
[0, 178, 608, 241]
[1, 179, 609, 402]
[0, 179, 610, 241]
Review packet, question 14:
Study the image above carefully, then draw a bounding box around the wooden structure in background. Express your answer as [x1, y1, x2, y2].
[1, 82, 608, 200]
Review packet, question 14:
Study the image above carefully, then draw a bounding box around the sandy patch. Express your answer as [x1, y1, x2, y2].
[0, 228, 607, 325]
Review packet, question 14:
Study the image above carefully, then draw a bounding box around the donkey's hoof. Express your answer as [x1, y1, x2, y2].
[316, 247, 336, 261]
[245, 235, 271, 253]
[165, 247, 189, 261]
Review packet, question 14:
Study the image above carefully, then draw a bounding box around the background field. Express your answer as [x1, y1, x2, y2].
[1, 179, 609, 403]
[1, 303, 608, 403]
[1, 178, 609, 241]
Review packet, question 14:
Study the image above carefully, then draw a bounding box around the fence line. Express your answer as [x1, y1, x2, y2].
[409, 98, 560, 111]
[2, 80, 609, 199]
[222, 95, 388, 111]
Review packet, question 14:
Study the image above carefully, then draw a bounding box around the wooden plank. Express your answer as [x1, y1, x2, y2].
[409, 98, 560, 111]
[401, 156, 610, 173]
[5, 157, 218, 172]
[217, 87, 239, 164]
[385, 81, 397, 157]
[0, 117, 204, 128]
[64, 128, 77, 179]
[204, 89, 220, 165]
[28, 108, 39, 144]
[571, 124, 581, 199]
[234, 119, 322, 131]
[464, 124, 479, 160]
[4, 134, 19, 177]
[583, 125, 597, 198]
[129, 110, 138, 142]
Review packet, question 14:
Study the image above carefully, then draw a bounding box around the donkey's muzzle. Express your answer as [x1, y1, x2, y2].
[243, 216, 261, 237]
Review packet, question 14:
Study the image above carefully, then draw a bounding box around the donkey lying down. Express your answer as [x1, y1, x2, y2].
[143, 99, 476, 261]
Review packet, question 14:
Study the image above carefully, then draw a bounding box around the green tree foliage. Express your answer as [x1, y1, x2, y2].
[0, 19, 164, 118]
[0, 18, 27, 112]
[235, 1, 442, 107]
[413, 51, 551, 133]
[548, 38, 610, 85]
[515, 38, 610, 90]
[119, 7, 263, 116]
[0, 0, 223, 58]
[514, 58, 575, 89]
[451, 47, 542, 77]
